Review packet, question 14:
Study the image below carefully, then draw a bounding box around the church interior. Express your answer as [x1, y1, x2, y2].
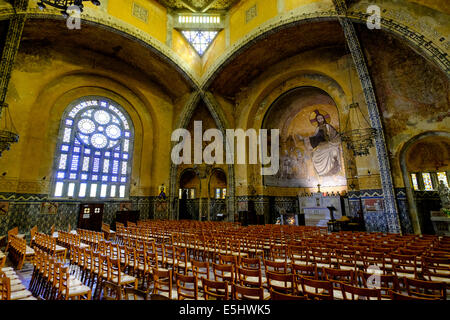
[0, 0, 449, 301]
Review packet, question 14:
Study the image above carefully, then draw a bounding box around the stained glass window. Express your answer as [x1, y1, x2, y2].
[52, 97, 134, 199]
[181, 31, 218, 56]
[411, 174, 420, 191]
[437, 172, 449, 188]
[422, 173, 433, 191]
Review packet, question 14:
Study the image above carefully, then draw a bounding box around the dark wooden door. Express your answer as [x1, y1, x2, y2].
[78, 203, 104, 231]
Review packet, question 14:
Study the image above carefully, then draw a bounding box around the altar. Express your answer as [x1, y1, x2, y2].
[431, 211, 450, 236]
[298, 192, 343, 227]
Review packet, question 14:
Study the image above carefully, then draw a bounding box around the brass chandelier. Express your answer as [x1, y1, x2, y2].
[0, 103, 19, 157]
[340, 102, 377, 157]
[340, 49, 377, 157]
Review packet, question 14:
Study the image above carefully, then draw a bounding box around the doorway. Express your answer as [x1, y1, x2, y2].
[78, 203, 104, 231]
[179, 169, 200, 220]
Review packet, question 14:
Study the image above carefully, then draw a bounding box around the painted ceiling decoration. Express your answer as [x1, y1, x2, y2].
[157, 0, 240, 12]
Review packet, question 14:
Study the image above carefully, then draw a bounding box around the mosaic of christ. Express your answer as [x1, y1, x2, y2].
[263, 87, 347, 188]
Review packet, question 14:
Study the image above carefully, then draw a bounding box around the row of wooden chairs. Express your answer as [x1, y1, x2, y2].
[29, 247, 91, 300]
[76, 229, 105, 247]
[68, 244, 138, 299]
[7, 234, 35, 270]
[0, 267, 36, 300]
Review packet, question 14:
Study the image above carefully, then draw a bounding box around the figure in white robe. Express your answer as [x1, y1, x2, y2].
[296, 113, 341, 177]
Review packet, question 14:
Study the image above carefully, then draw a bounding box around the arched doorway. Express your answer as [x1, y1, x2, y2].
[179, 169, 200, 220]
[208, 168, 227, 221]
[400, 132, 450, 234]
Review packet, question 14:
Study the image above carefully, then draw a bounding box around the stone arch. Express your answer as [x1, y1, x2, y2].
[399, 131, 450, 234]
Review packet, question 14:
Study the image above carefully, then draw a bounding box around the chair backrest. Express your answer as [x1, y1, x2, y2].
[269, 288, 307, 300]
[202, 278, 229, 300]
[359, 271, 399, 298]
[291, 263, 318, 279]
[176, 272, 198, 300]
[191, 260, 210, 280]
[263, 259, 288, 274]
[237, 267, 262, 288]
[340, 283, 382, 300]
[266, 271, 295, 294]
[421, 255, 450, 279]
[323, 267, 355, 288]
[0, 272, 11, 300]
[239, 257, 260, 270]
[152, 267, 173, 299]
[124, 287, 148, 300]
[389, 290, 439, 301]
[102, 281, 122, 300]
[404, 277, 447, 300]
[212, 263, 234, 283]
[299, 276, 334, 300]
[219, 254, 237, 266]
[232, 283, 264, 300]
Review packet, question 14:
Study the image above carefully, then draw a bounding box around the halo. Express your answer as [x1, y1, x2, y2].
[310, 109, 331, 126]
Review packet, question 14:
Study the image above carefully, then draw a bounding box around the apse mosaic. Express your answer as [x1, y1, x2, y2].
[52, 97, 134, 200]
[263, 87, 346, 188]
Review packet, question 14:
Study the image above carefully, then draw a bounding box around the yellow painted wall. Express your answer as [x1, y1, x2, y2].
[284, 0, 322, 12]
[202, 30, 226, 74]
[107, 0, 167, 44]
[171, 30, 203, 77]
[229, 0, 278, 46]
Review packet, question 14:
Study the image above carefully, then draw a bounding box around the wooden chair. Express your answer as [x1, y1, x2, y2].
[340, 283, 382, 300]
[291, 263, 318, 280]
[101, 281, 122, 300]
[298, 276, 334, 300]
[263, 259, 288, 274]
[176, 272, 199, 300]
[123, 287, 149, 300]
[404, 277, 447, 300]
[58, 266, 92, 300]
[269, 288, 308, 300]
[0, 271, 36, 300]
[152, 267, 174, 299]
[421, 255, 450, 284]
[202, 278, 229, 300]
[359, 271, 400, 299]
[389, 253, 418, 279]
[232, 283, 265, 300]
[163, 244, 174, 269]
[174, 246, 191, 275]
[107, 256, 138, 290]
[389, 290, 440, 301]
[135, 248, 147, 288]
[212, 262, 234, 284]
[237, 266, 264, 289]
[266, 271, 295, 295]
[239, 256, 261, 270]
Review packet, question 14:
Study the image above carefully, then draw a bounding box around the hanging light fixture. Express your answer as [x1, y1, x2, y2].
[0, 103, 19, 157]
[37, 1, 101, 17]
[340, 46, 377, 157]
